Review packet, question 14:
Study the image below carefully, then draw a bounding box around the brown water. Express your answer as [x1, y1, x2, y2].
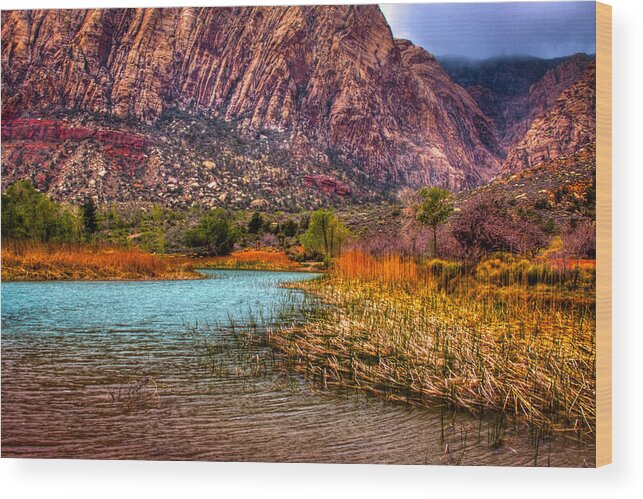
[1, 270, 594, 465]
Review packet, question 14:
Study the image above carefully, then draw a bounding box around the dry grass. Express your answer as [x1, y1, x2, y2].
[2, 242, 200, 281]
[1, 244, 310, 281]
[272, 250, 596, 434]
[180, 249, 305, 271]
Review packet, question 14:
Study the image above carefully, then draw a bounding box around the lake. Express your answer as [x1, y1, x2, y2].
[1, 269, 594, 465]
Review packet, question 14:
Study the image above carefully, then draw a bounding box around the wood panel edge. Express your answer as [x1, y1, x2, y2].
[595, 0, 612, 468]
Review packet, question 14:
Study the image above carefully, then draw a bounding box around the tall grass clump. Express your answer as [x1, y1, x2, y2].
[272, 249, 596, 436]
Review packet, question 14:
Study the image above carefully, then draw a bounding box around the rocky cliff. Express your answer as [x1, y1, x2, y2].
[443, 54, 593, 149]
[502, 62, 596, 173]
[440, 55, 568, 97]
[500, 54, 593, 148]
[1, 5, 503, 203]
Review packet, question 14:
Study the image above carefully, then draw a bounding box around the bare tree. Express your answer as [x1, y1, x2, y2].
[563, 221, 596, 259]
[450, 194, 547, 261]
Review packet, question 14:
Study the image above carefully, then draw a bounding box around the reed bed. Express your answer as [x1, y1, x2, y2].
[1, 242, 199, 281]
[272, 250, 596, 435]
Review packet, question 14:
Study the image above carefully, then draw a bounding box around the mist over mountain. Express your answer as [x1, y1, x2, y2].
[439, 55, 580, 96]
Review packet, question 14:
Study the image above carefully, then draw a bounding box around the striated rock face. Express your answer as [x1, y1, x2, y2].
[502, 62, 596, 173]
[1, 5, 502, 193]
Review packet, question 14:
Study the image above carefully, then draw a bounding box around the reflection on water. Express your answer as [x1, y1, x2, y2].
[1, 270, 594, 465]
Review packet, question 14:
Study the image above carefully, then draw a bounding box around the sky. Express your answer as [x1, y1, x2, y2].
[379, 2, 596, 60]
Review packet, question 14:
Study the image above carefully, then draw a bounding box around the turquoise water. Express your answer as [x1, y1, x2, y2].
[1, 270, 594, 465]
[1, 270, 316, 336]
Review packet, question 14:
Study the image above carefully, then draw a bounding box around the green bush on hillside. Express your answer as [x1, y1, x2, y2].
[1, 180, 81, 243]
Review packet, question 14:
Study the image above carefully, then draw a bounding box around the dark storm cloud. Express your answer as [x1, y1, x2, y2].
[380, 2, 596, 59]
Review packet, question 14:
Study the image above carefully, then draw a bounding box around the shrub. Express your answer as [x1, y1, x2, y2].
[563, 221, 596, 259]
[534, 198, 551, 210]
[283, 219, 298, 237]
[424, 258, 462, 280]
[473, 253, 576, 288]
[247, 212, 264, 234]
[542, 218, 558, 235]
[262, 232, 277, 246]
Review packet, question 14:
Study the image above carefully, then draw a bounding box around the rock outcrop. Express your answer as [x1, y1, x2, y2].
[500, 54, 593, 148]
[1, 5, 502, 194]
[303, 175, 352, 197]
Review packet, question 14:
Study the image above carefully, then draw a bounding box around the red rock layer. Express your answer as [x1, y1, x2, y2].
[303, 175, 351, 197]
[1, 118, 146, 161]
[2, 119, 145, 149]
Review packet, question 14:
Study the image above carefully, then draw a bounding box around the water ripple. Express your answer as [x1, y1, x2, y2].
[2, 270, 593, 465]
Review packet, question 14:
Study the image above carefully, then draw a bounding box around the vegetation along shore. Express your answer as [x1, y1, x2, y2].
[271, 249, 595, 438]
[1, 174, 596, 439]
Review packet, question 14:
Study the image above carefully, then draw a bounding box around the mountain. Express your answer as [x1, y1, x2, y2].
[441, 54, 593, 149]
[1, 5, 503, 209]
[502, 61, 596, 173]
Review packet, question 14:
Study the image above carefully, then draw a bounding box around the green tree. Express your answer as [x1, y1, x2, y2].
[140, 228, 165, 254]
[1, 180, 80, 243]
[248, 212, 264, 234]
[138, 204, 167, 253]
[301, 209, 349, 263]
[184, 209, 237, 255]
[277, 230, 286, 250]
[102, 206, 125, 231]
[416, 187, 454, 257]
[80, 197, 99, 239]
[109, 228, 132, 248]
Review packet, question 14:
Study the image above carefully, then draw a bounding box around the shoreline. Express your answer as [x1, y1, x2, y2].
[1, 271, 207, 283]
[1, 245, 321, 282]
[1, 263, 323, 282]
[193, 264, 325, 274]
